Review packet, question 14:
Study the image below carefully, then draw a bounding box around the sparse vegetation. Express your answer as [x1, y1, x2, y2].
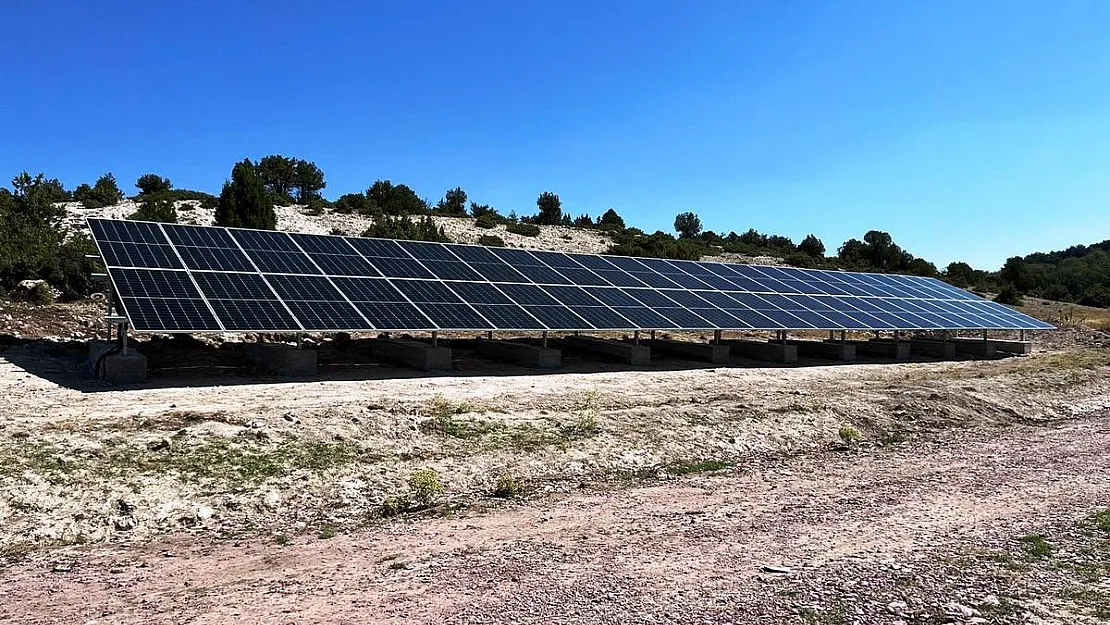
[838, 423, 861, 446]
[317, 525, 337, 539]
[408, 469, 444, 504]
[1018, 533, 1052, 560]
[506, 222, 541, 237]
[491, 471, 525, 498]
[477, 234, 505, 247]
[667, 459, 733, 475]
[474, 213, 498, 229]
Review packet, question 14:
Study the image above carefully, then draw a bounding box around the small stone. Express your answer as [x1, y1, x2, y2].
[761, 564, 791, 574]
[196, 506, 215, 520]
[147, 438, 171, 452]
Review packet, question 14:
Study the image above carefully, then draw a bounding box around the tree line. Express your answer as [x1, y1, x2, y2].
[1, 155, 1107, 309]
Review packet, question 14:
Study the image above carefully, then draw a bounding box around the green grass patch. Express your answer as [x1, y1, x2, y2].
[1060, 585, 1110, 620]
[1018, 534, 1053, 560]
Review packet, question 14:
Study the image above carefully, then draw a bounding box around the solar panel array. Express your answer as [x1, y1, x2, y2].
[87, 219, 1053, 334]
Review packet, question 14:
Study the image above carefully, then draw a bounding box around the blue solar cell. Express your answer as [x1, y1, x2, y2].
[391, 279, 464, 303]
[586, 287, 644, 307]
[691, 274, 741, 290]
[489, 248, 544, 266]
[468, 262, 531, 283]
[447, 282, 515, 305]
[121, 297, 220, 332]
[208, 299, 300, 331]
[355, 301, 436, 330]
[443, 244, 501, 263]
[527, 250, 580, 268]
[601, 256, 652, 272]
[111, 269, 200, 299]
[289, 233, 359, 255]
[625, 271, 682, 288]
[265, 274, 347, 301]
[175, 246, 255, 272]
[573, 307, 635, 329]
[230, 229, 300, 252]
[89, 219, 168, 244]
[657, 290, 712, 308]
[247, 250, 321, 275]
[542, 285, 603, 307]
[687, 308, 747, 328]
[654, 307, 713, 329]
[525, 305, 590, 329]
[283, 300, 370, 330]
[397, 241, 460, 262]
[308, 253, 380, 277]
[623, 289, 679, 308]
[332, 277, 406, 302]
[364, 256, 435, 279]
[163, 224, 237, 248]
[470, 304, 544, 329]
[497, 283, 560, 306]
[723, 309, 786, 329]
[193, 272, 275, 300]
[424, 261, 485, 281]
[593, 270, 648, 288]
[610, 306, 678, 328]
[98, 241, 183, 269]
[659, 272, 713, 289]
[418, 303, 493, 329]
[567, 254, 620, 271]
[345, 237, 409, 259]
[554, 267, 611, 286]
[515, 264, 574, 285]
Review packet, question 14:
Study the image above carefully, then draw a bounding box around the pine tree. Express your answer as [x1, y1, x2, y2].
[215, 159, 276, 229]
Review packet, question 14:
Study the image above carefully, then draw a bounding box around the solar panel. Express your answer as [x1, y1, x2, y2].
[87, 218, 1055, 334]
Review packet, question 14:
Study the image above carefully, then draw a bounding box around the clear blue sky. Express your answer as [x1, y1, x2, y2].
[4, 1, 1108, 270]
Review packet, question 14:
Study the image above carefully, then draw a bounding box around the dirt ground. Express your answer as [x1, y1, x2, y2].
[0, 313, 1108, 623]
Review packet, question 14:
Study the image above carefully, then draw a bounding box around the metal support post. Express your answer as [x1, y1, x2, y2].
[487, 330, 493, 340]
[840, 330, 846, 344]
[1020, 329, 1026, 342]
[650, 330, 656, 340]
[713, 330, 722, 346]
[119, 322, 129, 356]
[541, 331, 548, 349]
[633, 330, 640, 346]
[982, 329, 989, 343]
[431, 331, 438, 348]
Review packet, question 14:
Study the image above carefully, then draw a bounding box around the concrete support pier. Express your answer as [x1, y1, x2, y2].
[631, 338, 731, 364]
[950, 337, 1030, 355]
[725, 339, 799, 364]
[88, 340, 147, 384]
[948, 339, 997, 358]
[562, 336, 651, 366]
[244, 343, 318, 376]
[843, 339, 912, 360]
[371, 338, 453, 371]
[470, 339, 562, 369]
[784, 339, 854, 361]
[908, 338, 958, 359]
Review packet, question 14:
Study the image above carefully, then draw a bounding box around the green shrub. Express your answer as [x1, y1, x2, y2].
[492, 472, 525, 498]
[474, 213, 498, 229]
[506, 222, 541, 237]
[995, 284, 1024, 306]
[73, 173, 124, 209]
[477, 234, 505, 247]
[128, 193, 177, 223]
[408, 469, 443, 504]
[362, 215, 450, 243]
[838, 423, 861, 445]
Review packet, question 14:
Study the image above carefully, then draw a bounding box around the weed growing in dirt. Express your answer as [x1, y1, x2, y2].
[1018, 534, 1053, 560]
[1082, 509, 1110, 533]
[380, 495, 412, 518]
[317, 526, 337, 539]
[838, 423, 861, 446]
[1059, 585, 1110, 620]
[491, 471, 526, 498]
[420, 394, 502, 439]
[273, 533, 290, 546]
[408, 469, 443, 504]
[667, 459, 733, 475]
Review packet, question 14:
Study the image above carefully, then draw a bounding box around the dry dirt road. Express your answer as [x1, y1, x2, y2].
[3, 412, 1109, 625]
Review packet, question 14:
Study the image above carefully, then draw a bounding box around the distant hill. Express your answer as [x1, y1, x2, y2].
[1005, 240, 1110, 307]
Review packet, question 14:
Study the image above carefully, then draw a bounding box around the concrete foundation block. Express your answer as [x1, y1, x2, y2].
[562, 336, 651, 366]
[244, 344, 318, 376]
[371, 338, 453, 371]
[909, 339, 958, 359]
[949, 340, 997, 358]
[635, 338, 732, 364]
[786, 339, 854, 361]
[951, 338, 1030, 355]
[727, 339, 799, 364]
[470, 339, 562, 368]
[849, 340, 912, 360]
[88, 341, 147, 384]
